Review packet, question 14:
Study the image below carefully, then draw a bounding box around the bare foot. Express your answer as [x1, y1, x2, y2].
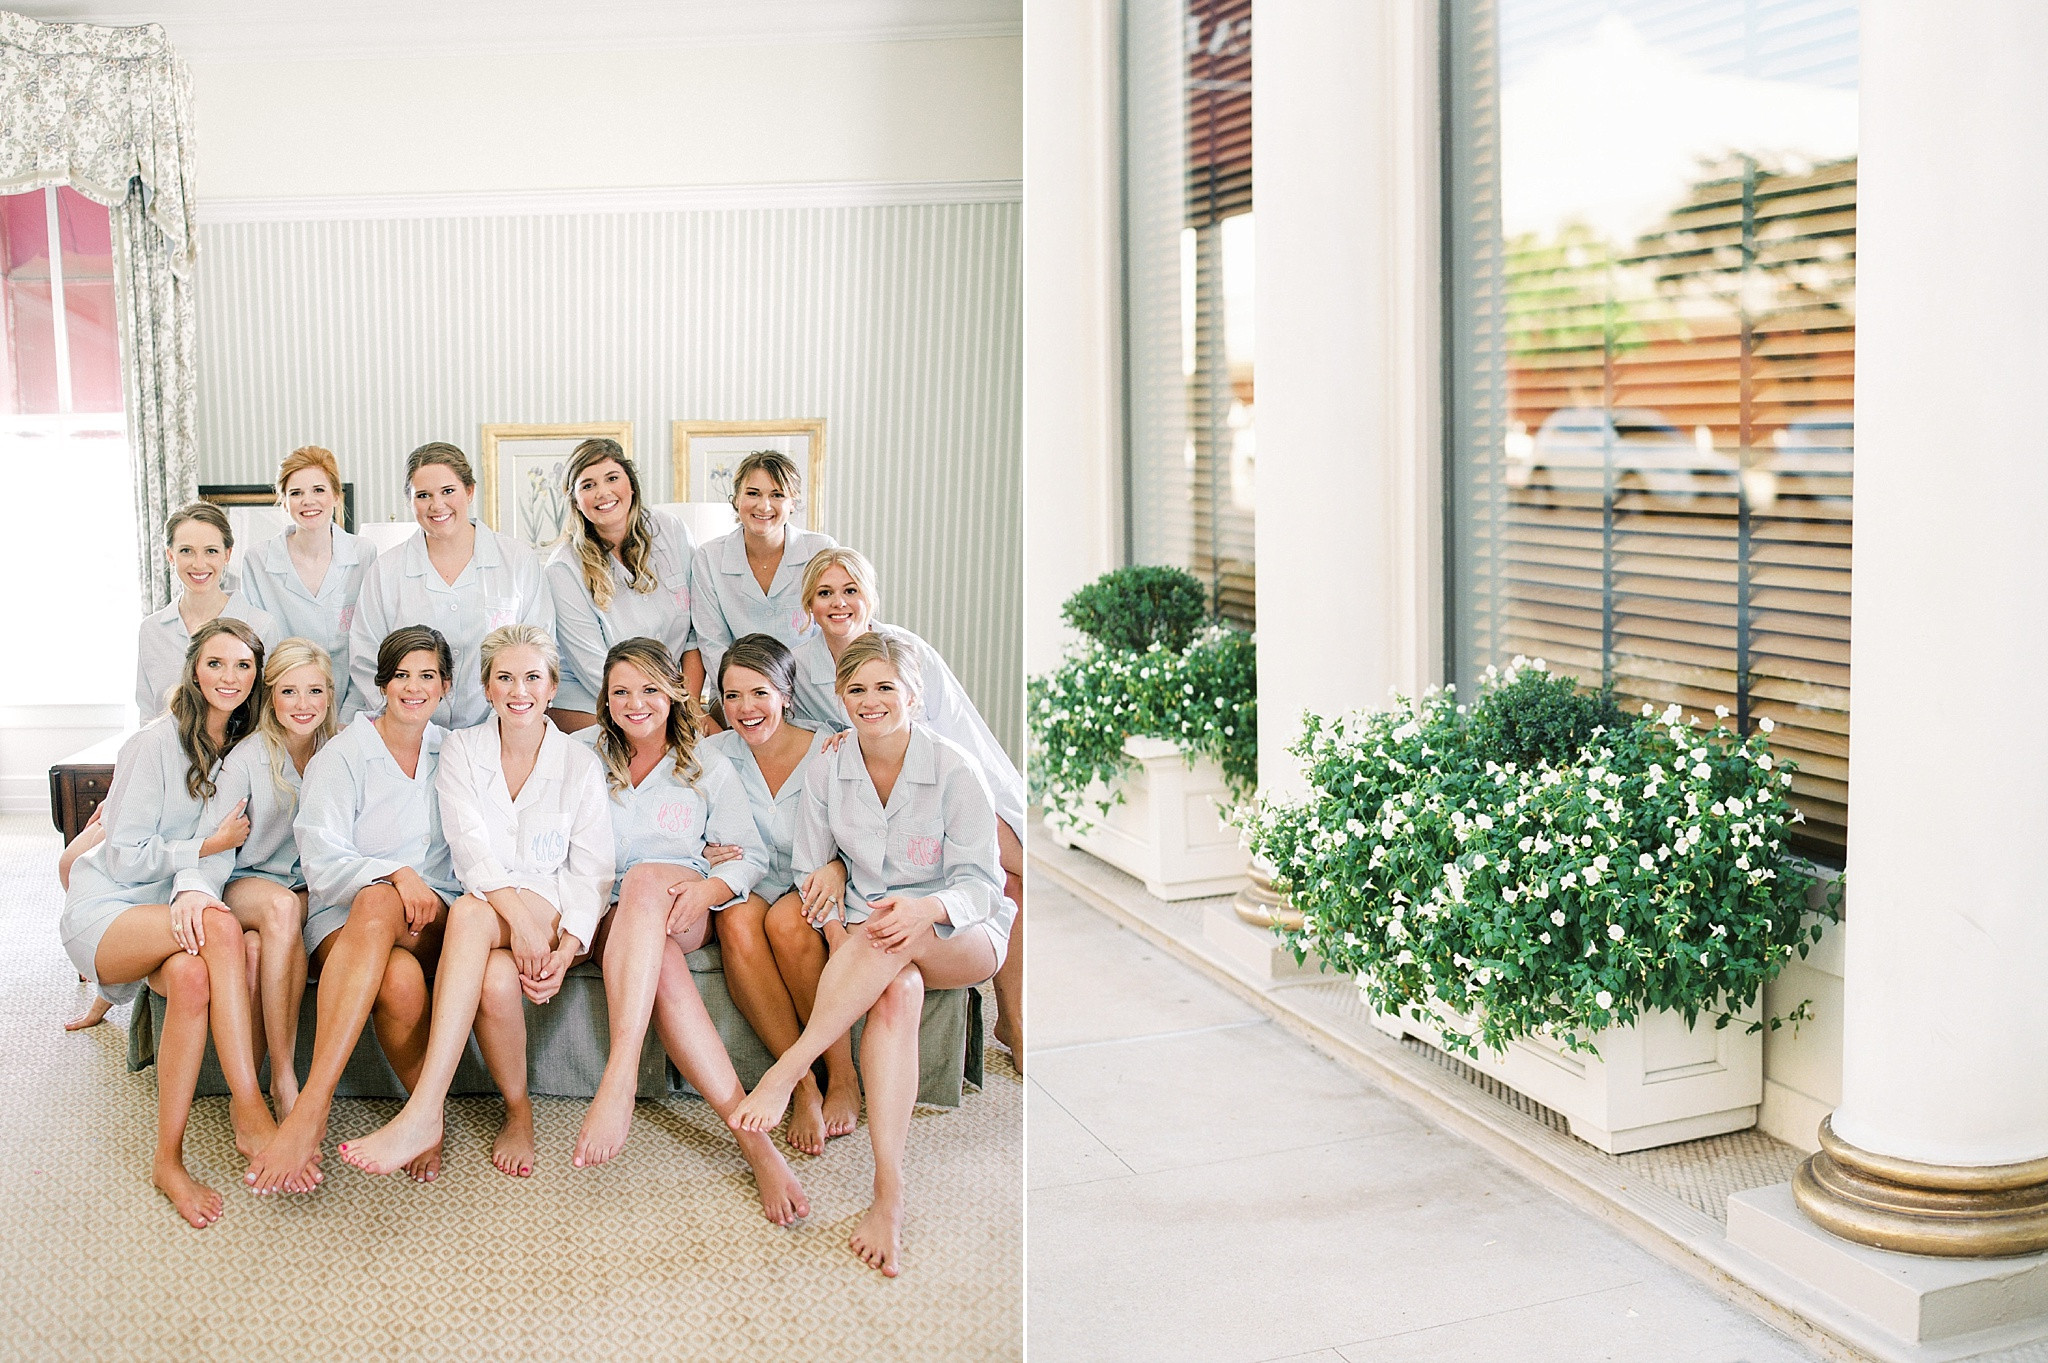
[821, 1070, 861, 1140]
[230, 1093, 279, 1161]
[572, 1079, 636, 1169]
[62, 996, 112, 1032]
[493, 1101, 536, 1177]
[850, 1197, 905, 1276]
[338, 1103, 443, 1177]
[729, 1067, 798, 1135]
[785, 1076, 828, 1157]
[736, 1129, 810, 1226]
[153, 1153, 224, 1229]
[995, 1013, 1022, 1071]
[404, 1141, 443, 1184]
[245, 1105, 325, 1195]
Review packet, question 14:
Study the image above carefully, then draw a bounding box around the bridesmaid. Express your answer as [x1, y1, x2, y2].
[565, 638, 809, 1226]
[349, 442, 553, 731]
[136, 502, 282, 721]
[689, 450, 836, 694]
[176, 638, 340, 1118]
[235, 446, 380, 719]
[700, 635, 852, 1156]
[338, 624, 613, 1180]
[62, 619, 278, 1225]
[243, 626, 463, 1194]
[789, 546, 1027, 1061]
[544, 439, 702, 732]
[730, 632, 1016, 1277]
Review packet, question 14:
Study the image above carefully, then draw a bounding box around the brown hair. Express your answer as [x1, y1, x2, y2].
[730, 450, 803, 508]
[718, 633, 798, 709]
[254, 638, 339, 803]
[594, 638, 703, 795]
[834, 631, 923, 708]
[374, 625, 454, 689]
[563, 439, 657, 611]
[167, 618, 265, 800]
[405, 441, 476, 489]
[276, 446, 342, 503]
[165, 501, 234, 551]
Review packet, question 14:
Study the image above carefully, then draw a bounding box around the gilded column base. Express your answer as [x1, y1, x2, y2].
[1232, 859, 1302, 931]
[1793, 1116, 2048, 1258]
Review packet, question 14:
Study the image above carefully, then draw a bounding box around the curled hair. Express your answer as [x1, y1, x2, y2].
[834, 631, 923, 709]
[254, 638, 339, 805]
[374, 625, 454, 690]
[718, 633, 798, 710]
[166, 501, 234, 551]
[800, 545, 880, 624]
[593, 638, 703, 795]
[730, 450, 803, 509]
[168, 618, 265, 801]
[405, 441, 476, 489]
[276, 446, 342, 505]
[563, 439, 657, 611]
[479, 622, 559, 690]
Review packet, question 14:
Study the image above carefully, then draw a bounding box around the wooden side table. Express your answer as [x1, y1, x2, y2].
[49, 731, 128, 843]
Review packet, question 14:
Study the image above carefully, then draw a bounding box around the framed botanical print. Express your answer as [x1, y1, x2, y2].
[671, 419, 827, 531]
[477, 422, 634, 552]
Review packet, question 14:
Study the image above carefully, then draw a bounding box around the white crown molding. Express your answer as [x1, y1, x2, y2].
[195, 179, 1023, 225]
[5, 1, 1020, 63]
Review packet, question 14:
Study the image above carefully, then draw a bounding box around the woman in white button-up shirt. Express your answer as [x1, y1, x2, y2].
[688, 450, 836, 691]
[136, 502, 283, 722]
[61, 618, 275, 1227]
[175, 638, 340, 1119]
[544, 440, 701, 730]
[339, 624, 613, 1182]
[348, 442, 553, 731]
[235, 446, 379, 720]
[563, 637, 808, 1224]
[789, 546, 1027, 1062]
[698, 634, 850, 1156]
[247, 625, 461, 1196]
[730, 633, 1013, 1277]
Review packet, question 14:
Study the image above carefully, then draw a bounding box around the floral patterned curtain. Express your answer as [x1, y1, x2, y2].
[0, 13, 196, 610]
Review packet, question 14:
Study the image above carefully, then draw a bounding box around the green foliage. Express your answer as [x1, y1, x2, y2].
[1468, 665, 1631, 770]
[1242, 659, 1838, 1059]
[1059, 565, 1211, 654]
[1028, 626, 1256, 826]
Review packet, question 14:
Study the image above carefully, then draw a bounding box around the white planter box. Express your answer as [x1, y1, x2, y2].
[1372, 996, 1763, 1154]
[1042, 736, 1249, 901]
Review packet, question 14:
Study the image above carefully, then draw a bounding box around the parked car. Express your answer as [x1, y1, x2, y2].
[1505, 407, 1776, 509]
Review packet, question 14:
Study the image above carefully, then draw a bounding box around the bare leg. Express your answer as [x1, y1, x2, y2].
[57, 816, 104, 894]
[653, 939, 808, 1226]
[472, 949, 536, 1177]
[371, 948, 442, 1183]
[851, 966, 925, 1276]
[767, 894, 862, 1147]
[247, 883, 441, 1194]
[993, 821, 1023, 1065]
[226, 878, 308, 1117]
[722, 894, 832, 1154]
[340, 893, 510, 1176]
[575, 864, 690, 1169]
[145, 952, 224, 1228]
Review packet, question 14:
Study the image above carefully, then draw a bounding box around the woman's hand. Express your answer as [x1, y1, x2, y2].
[664, 881, 718, 939]
[522, 935, 580, 1004]
[863, 894, 940, 954]
[507, 905, 554, 981]
[799, 860, 849, 927]
[702, 842, 743, 868]
[389, 866, 442, 934]
[200, 799, 251, 857]
[168, 890, 218, 954]
[819, 728, 851, 755]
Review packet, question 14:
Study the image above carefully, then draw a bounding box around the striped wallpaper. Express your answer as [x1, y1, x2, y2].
[192, 198, 1023, 757]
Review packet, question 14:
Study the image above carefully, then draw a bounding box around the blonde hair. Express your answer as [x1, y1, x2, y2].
[254, 639, 339, 804]
[593, 638, 703, 795]
[731, 450, 803, 508]
[834, 631, 922, 709]
[479, 623, 559, 690]
[167, 618, 264, 801]
[276, 446, 341, 505]
[800, 545, 880, 622]
[563, 438, 657, 611]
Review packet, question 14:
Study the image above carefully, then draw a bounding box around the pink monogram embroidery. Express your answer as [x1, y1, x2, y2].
[905, 835, 942, 868]
[792, 608, 813, 634]
[656, 801, 691, 834]
[338, 605, 355, 631]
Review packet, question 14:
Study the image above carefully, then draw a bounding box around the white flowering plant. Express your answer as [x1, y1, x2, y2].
[1028, 625, 1257, 826]
[1243, 659, 1838, 1058]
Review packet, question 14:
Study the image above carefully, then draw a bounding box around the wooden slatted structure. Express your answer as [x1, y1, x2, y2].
[1468, 156, 1856, 856]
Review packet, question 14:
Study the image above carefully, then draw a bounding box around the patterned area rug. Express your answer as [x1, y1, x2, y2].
[0, 815, 1021, 1361]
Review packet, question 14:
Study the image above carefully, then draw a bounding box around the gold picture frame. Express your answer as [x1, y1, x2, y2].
[671, 419, 827, 531]
[477, 422, 634, 552]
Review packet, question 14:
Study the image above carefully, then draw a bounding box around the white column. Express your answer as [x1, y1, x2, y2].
[1255, 2, 1441, 797]
[1831, 0, 2048, 1172]
[1024, 0, 1123, 676]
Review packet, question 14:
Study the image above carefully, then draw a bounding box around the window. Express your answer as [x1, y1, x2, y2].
[1446, 1, 1857, 858]
[1, 186, 137, 707]
[1125, 0, 1256, 625]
